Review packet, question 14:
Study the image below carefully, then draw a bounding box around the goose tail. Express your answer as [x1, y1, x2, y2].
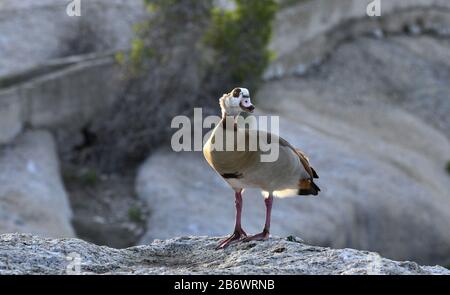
[298, 179, 320, 196]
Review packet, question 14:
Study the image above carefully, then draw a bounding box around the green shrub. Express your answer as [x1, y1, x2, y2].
[279, 0, 309, 9]
[62, 168, 99, 187]
[79, 169, 99, 187]
[127, 0, 277, 91]
[446, 161, 450, 175]
[204, 0, 278, 91]
[123, 1, 167, 76]
[128, 206, 143, 223]
[114, 51, 126, 65]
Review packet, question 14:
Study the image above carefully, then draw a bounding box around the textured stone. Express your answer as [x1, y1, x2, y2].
[270, 0, 450, 68]
[0, 0, 146, 76]
[0, 131, 74, 237]
[24, 56, 121, 129]
[0, 233, 448, 275]
[0, 0, 142, 146]
[0, 53, 122, 151]
[0, 88, 23, 144]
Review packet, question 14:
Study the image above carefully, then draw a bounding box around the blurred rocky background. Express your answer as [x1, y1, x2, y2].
[0, 0, 449, 267]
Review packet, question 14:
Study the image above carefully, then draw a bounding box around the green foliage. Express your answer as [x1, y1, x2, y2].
[204, 0, 278, 91]
[115, 51, 125, 65]
[123, 1, 160, 77]
[126, 0, 203, 77]
[128, 206, 143, 223]
[446, 160, 450, 175]
[126, 0, 277, 90]
[125, 35, 156, 76]
[279, 0, 309, 9]
[63, 168, 99, 187]
[146, 2, 158, 13]
[79, 169, 99, 187]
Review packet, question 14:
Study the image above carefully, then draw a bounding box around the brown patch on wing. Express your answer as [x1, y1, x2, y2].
[299, 179, 310, 189]
[279, 137, 317, 179]
[298, 181, 320, 196]
[298, 178, 320, 196]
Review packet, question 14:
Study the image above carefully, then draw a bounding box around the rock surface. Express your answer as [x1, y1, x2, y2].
[0, 131, 74, 237]
[269, 0, 450, 72]
[0, 53, 122, 145]
[0, 0, 146, 76]
[0, 0, 138, 146]
[0, 233, 448, 275]
[267, 3, 450, 136]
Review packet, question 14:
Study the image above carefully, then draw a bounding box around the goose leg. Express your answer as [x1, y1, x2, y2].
[216, 190, 247, 249]
[243, 194, 273, 242]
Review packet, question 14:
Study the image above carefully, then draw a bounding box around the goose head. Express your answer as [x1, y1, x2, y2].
[220, 87, 255, 117]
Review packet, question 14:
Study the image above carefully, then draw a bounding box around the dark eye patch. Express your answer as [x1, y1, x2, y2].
[232, 88, 241, 97]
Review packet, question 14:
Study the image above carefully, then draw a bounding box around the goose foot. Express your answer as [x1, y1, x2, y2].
[242, 230, 270, 242]
[216, 229, 247, 249]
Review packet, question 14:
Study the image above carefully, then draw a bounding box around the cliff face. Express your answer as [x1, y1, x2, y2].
[0, 234, 448, 275]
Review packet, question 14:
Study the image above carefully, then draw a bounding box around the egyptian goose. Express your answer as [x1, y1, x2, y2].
[203, 87, 320, 249]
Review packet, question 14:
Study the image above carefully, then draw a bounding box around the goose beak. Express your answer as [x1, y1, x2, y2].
[240, 102, 255, 113]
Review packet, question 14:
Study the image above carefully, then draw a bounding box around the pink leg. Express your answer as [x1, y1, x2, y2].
[243, 194, 273, 242]
[216, 190, 247, 249]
